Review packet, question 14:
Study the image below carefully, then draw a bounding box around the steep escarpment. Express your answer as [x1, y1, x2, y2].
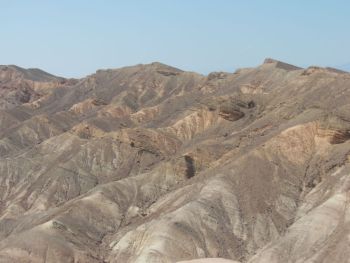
[0, 60, 349, 263]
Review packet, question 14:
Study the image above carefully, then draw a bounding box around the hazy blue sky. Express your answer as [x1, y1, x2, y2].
[1, 1, 350, 77]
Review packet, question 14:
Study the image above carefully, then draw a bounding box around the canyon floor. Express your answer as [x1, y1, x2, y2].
[0, 59, 350, 263]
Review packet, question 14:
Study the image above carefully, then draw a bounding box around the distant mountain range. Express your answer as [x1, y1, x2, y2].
[0, 59, 350, 263]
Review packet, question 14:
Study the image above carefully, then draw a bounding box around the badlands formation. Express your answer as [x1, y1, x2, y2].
[0, 59, 349, 262]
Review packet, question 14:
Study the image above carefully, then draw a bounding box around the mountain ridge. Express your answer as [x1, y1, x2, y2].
[3, 57, 350, 81]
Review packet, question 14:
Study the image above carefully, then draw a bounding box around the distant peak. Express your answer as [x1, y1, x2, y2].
[0, 65, 25, 72]
[149, 62, 183, 72]
[150, 61, 169, 67]
[262, 58, 302, 71]
[263, 58, 280, 64]
[0, 64, 63, 82]
[142, 62, 184, 76]
[93, 62, 185, 79]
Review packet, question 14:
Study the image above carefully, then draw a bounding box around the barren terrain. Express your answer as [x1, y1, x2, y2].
[0, 59, 349, 262]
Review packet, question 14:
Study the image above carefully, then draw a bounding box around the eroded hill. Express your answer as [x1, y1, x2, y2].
[0, 59, 349, 263]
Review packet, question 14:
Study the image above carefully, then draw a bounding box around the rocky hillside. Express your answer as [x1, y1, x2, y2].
[0, 59, 349, 263]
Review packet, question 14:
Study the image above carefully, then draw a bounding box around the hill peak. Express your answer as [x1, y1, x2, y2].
[262, 58, 302, 71]
[0, 64, 63, 82]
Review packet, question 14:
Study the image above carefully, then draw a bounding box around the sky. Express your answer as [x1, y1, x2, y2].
[1, 0, 350, 77]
